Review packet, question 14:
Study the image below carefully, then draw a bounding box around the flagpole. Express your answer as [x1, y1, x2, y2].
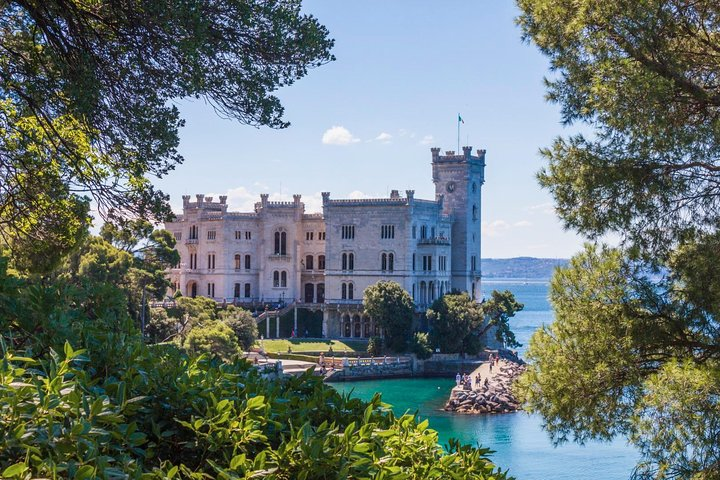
[457, 113, 460, 153]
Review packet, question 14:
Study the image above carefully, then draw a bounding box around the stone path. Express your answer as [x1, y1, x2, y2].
[445, 357, 526, 414]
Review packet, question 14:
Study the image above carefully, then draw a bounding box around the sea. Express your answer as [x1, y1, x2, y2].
[334, 279, 639, 480]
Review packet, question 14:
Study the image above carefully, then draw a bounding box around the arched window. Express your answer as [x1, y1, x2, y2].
[189, 225, 198, 240]
[281, 271, 287, 287]
[281, 232, 287, 255]
[234, 254, 241, 270]
[245, 254, 251, 270]
[388, 253, 394, 272]
[244, 283, 251, 298]
[381, 253, 387, 271]
[273, 271, 280, 287]
[318, 255, 325, 270]
[234, 283, 241, 298]
[342, 253, 347, 270]
[348, 283, 354, 300]
[306, 254, 314, 270]
[348, 253, 354, 270]
[472, 204, 478, 220]
[341, 283, 347, 299]
[420, 225, 427, 239]
[274, 231, 281, 254]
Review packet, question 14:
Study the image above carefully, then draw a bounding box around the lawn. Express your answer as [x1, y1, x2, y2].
[257, 338, 368, 353]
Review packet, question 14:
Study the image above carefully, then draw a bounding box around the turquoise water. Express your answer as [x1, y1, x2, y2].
[334, 279, 639, 480]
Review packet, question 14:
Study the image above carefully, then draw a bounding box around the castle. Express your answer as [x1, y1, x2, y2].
[165, 147, 485, 338]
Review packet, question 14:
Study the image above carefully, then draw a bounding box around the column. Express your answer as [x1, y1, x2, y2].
[266, 315, 270, 339]
[294, 306, 298, 332]
[276, 314, 280, 338]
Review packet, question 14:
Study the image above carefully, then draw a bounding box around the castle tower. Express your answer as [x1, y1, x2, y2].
[431, 146, 486, 298]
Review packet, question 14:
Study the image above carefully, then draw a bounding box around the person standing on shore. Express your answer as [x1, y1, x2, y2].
[455, 372, 461, 386]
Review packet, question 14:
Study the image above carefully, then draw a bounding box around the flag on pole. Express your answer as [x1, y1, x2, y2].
[458, 114, 464, 124]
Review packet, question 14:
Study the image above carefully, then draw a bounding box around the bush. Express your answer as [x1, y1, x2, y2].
[146, 307, 181, 342]
[0, 341, 509, 479]
[184, 320, 240, 360]
[219, 305, 258, 350]
[367, 336, 383, 356]
[410, 332, 433, 359]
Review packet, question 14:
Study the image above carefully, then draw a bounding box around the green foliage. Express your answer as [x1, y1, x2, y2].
[367, 336, 383, 356]
[363, 281, 414, 352]
[220, 306, 258, 351]
[517, 0, 720, 256]
[0, 339, 509, 479]
[146, 307, 181, 343]
[0, 1, 335, 263]
[173, 296, 218, 323]
[184, 321, 240, 361]
[517, 2, 720, 475]
[410, 332, 433, 360]
[516, 244, 720, 476]
[428, 293, 484, 354]
[481, 290, 523, 349]
[427, 292, 521, 354]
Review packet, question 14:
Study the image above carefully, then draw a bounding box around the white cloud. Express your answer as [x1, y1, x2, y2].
[528, 202, 555, 215]
[482, 220, 510, 237]
[513, 220, 532, 228]
[375, 132, 392, 143]
[347, 190, 374, 200]
[321, 125, 360, 145]
[419, 135, 434, 145]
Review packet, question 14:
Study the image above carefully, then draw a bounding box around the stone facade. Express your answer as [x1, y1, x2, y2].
[164, 147, 486, 338]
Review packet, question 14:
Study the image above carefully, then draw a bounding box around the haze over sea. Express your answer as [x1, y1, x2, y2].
[335, 279, 639, 480]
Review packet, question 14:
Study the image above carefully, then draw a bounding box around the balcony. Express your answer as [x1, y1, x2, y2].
[417, 236, 450, 246]
[185, 238, 199, 245]
[267, 254, 292, 262]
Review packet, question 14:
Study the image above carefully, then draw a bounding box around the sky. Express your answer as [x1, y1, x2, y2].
[153, 0, 587, 259]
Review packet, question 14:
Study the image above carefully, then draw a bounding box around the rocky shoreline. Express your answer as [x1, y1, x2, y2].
[444, 358, 526, 414]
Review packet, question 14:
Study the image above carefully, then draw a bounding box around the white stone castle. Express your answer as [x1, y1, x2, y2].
[165, 146, 485, 338]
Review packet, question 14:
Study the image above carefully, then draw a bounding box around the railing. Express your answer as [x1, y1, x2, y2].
[417, 236, 450, 246]
[323, 356, 412, 368]
[185, 238, 199, 244]
[255, 301, 297, 323]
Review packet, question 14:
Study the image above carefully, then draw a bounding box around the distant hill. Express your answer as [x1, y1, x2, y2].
[481, 257, 568, 279]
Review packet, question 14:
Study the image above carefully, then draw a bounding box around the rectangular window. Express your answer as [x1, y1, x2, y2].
[207, 230, 216, 240]
[207, 254, 215, 270]
[341, 225, 355, 239]
[412, 225, 416, 239]
[318, 255, 325, 270]
[174, 231, 182, 241]
[306, 231, 314, 241]
[207, 283, 215, 297]
[319, 231, 326, 240]
[439, 256, 447, 271]
[412, 253, 416, 271]
[381, 225, 395, 239]
[244, 283, 251, 298]
[422, 255, 432, 272]
[471, 255, 477, 272]
[235, 230, 242, 240]
[245, 254, 251, 270]
[245, 231, 252, 240]
[189, 253, 197, 270]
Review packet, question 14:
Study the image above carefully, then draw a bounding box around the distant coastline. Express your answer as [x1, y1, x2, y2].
[481, 257, 568, 280]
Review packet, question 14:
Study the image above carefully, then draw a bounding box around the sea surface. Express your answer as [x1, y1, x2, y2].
[334, 279, 639, 480]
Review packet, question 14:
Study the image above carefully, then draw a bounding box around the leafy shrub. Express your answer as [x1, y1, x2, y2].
[184, 320, 240, 360]
[367, 336, 383, 356]
[219, 305, 258, 350]
[0, 341, 509, 480]
[410, 332, 433, 359]
[0, 257, 510, 479]
[146, 307, 181, 342]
